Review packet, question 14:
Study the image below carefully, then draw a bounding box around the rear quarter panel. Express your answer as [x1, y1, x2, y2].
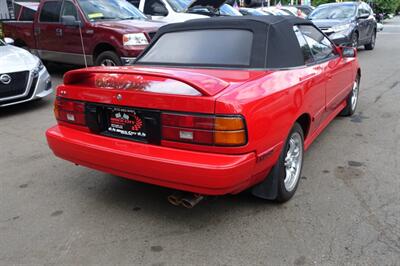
[215, 67, 328, 175]
[215, 57, 359, 177]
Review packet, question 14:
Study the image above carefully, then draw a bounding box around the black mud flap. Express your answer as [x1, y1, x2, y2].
[251, 164, 279, 200]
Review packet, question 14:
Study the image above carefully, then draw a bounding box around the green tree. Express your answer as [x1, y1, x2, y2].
[374, 0, 399, 13]
[312, 0, 336, 7]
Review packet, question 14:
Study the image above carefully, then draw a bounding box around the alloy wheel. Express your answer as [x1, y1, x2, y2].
[101, 59, 117, 67]
[351, 33, 358, 48]
[284, 132, 303, 192]
[351, 79, 359, 111]
[371, 33, 376, 48]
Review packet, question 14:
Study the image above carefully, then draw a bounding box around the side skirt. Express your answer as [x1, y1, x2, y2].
[304, 100, 346, 150]
[251, 100, 346, 200]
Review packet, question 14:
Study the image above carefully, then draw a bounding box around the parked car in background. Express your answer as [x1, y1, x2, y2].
[239, 7, 270, 16]
[127, 0, 208, 22]
[294, 5, 314, 16]
[129, 0, 240, 23]
[258, 7, 290, 16]
[308, 1, 377, 49]
[189, 3, 243, 17]
[280, 6, 305, 17]
[377, 22, 383, 31]
[46, 16, 360, 206]
[0, 38, 52, 107]
[3, 0, 163, 66]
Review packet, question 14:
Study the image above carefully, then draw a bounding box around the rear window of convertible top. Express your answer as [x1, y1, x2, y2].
[137, 29, 254, 68]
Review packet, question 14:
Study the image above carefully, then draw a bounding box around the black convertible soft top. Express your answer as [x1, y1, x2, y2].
[137, 16, 316, 69]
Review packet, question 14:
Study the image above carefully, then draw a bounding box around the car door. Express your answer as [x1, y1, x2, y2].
[292, 25, 326, 130]
[59, 0, 88, 65]
[298, 25, 352, 115]
[36, 0, 63, 61]
[363, 4, 375, 40]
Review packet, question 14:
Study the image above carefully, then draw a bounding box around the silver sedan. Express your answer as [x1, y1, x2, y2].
[0, 38, 52, 107]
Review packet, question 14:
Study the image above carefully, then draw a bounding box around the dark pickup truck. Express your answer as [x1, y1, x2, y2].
[3, 0, 163, 66]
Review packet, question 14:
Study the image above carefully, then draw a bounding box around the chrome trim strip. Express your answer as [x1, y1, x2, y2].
[33, 49, 94, 66]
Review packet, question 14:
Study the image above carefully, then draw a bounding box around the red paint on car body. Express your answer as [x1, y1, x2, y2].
[46, 50, 360, 195]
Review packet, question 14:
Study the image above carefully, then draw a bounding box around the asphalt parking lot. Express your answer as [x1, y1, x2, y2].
[1, 18, 400, 265]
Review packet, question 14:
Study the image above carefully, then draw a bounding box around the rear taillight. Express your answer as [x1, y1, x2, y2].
[54, 97, 86, 126]
[161, 113, 246, 146]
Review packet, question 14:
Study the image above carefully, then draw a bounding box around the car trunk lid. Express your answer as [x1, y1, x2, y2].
[57, 66, 266, 147]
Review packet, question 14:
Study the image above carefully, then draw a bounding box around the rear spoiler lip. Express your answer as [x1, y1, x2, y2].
[63, 67, 231, 97]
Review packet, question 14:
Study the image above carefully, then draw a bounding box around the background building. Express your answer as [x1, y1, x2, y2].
[0, 0, 15, 20]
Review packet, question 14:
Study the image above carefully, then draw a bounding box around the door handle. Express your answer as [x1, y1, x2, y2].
[55, 28, 63, 36]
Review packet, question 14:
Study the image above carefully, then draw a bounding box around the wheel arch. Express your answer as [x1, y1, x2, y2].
[295, 113, 311, 140]
[93, 43, 118, 61]
[14, 39, 27, 48]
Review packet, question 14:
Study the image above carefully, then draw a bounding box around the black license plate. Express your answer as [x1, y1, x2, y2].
[106, 106, 148, 141]
[85, 103, 161, 144]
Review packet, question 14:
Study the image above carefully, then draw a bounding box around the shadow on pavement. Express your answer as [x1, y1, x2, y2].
[71, 171, 279, 223]
[45, 62, 82, 75]
[0, 98, 53, 118]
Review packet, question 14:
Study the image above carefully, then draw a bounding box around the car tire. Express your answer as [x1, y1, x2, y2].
[274, 123, 305, 202]
[95, 51, 122, 66]
[351, 31, 359, 48]
[364, 30, 376, 50]
[340, 74, 360, 116]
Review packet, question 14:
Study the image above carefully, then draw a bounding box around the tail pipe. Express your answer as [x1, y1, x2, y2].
[181, 194, 204, 209]
[167, 192, 205, 208]
[167, 192, 184, 206]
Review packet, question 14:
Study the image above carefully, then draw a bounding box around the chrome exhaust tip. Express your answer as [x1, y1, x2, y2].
[167, 192, 184, 206]
[180, 194, 204, 209]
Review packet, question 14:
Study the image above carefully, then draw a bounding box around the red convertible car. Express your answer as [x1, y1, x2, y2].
[46, 16, 360, 206]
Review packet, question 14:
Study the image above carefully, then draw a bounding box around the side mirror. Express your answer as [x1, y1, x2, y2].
[341, 46, 356, 58]
[357, 13, 369, 19]
[4, 37, 14, 45]
[152, 5, 168, 16]
[62, 15, 82, 27]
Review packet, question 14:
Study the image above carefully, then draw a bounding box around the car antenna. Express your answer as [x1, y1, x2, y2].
[78, 20, 88, 68]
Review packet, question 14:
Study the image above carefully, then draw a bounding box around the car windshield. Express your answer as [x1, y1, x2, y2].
[281, 7, 296, 16]
[166, 0, 191, 12]
[309, 5, 356, 19]
[166, 0, 232, 14]
[220, 4, 242, 16]
[263, 8, 290, 16]
[77, 0, 146, 21]
[0, 40, 4, 46]
[242, 9, 266, 16]
[138, 29, 253, 68]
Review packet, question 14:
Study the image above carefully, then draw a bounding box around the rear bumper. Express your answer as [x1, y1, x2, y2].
[46, 125, 257, 195]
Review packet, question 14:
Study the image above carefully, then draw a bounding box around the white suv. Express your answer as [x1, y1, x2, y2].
[129, 0, 237, 23]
